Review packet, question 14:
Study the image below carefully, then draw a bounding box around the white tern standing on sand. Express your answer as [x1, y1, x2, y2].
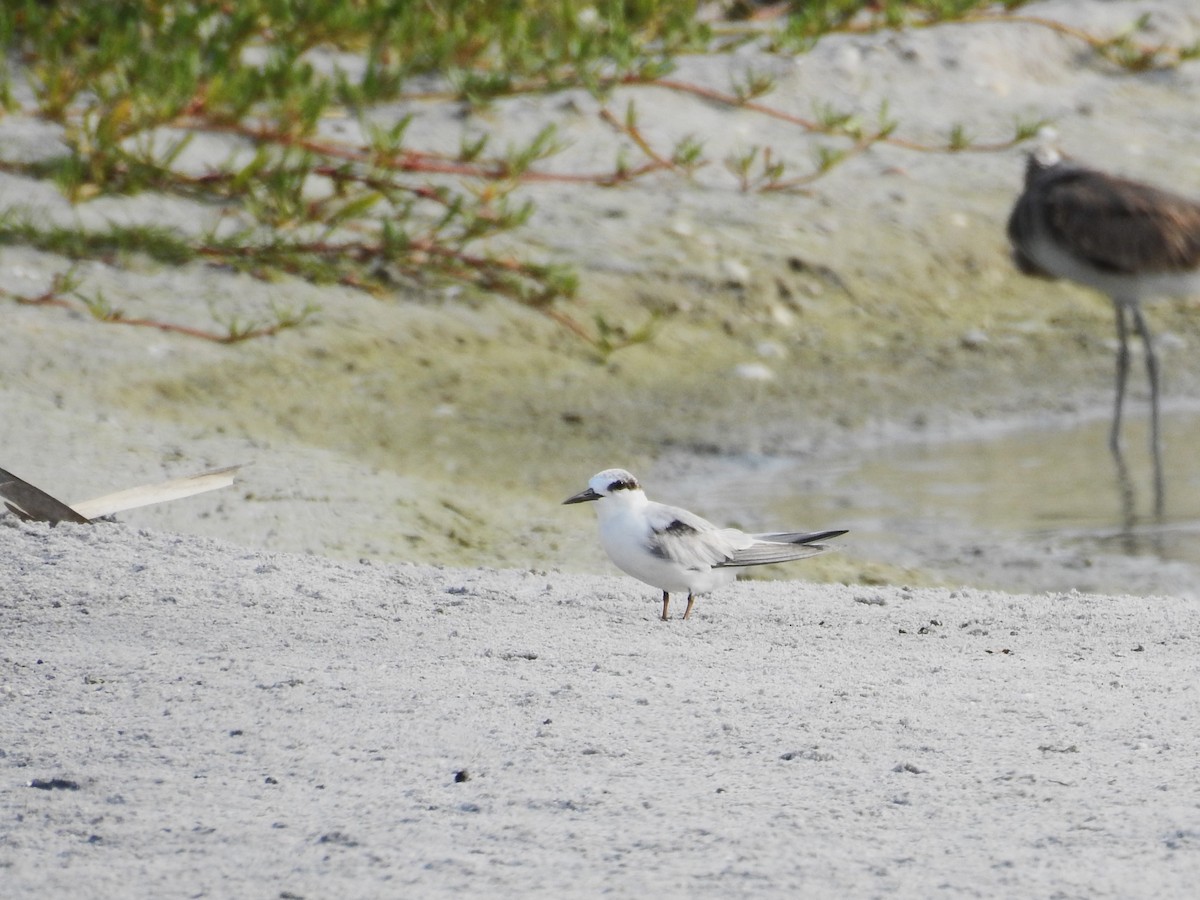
[564, 468, 846, 621]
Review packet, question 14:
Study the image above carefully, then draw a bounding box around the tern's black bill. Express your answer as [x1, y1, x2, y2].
[562, 487, 601, 505]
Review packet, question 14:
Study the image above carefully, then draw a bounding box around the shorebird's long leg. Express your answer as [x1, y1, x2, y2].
[1132, 304, 1165, 515]
[661, 591, 670, 621]
[1110, 302, 1132, 456]
[1112, 448, 1137, 553]
[682, 593, 696, 620]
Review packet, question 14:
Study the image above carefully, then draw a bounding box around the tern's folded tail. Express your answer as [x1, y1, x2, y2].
[721, 529, 847, 568]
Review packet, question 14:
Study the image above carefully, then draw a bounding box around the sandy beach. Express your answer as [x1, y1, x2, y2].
[4, 0, 1200, 895]
[5, 520, 1200, 897]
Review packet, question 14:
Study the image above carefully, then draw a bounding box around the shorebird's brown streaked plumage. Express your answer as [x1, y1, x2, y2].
[1007, 150, 1200, 509]
[1009, 152, 1200, 281]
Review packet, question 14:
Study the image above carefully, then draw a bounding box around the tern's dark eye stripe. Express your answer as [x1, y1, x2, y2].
[607, 478, 638, 492]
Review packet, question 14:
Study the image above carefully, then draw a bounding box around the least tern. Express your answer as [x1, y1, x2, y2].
[564, 468, 846, 620]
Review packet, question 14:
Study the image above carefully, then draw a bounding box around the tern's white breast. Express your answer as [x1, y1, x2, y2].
[595, 501, 734, 595]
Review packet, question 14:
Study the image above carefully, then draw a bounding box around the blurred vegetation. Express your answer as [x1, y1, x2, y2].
[0, 1, 1194, 342]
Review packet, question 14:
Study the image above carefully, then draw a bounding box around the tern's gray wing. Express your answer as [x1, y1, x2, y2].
[643, 501, 746, 570]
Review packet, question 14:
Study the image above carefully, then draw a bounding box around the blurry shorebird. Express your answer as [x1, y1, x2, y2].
[1006, 148, 1200, 505]
[564, 468, 846, 620]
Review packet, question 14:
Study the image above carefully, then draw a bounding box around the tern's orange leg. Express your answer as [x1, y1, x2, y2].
[660, 591, 670, 621]
[682, 593, 696, 620]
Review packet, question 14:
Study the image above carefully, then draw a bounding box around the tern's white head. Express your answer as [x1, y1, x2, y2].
[562, 468, 646, 509]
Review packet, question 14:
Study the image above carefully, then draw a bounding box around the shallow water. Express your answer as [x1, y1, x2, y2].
[674, 409, 1200, 597]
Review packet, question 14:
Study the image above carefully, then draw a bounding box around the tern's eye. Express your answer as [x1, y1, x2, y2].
[608, 478, 638, 492]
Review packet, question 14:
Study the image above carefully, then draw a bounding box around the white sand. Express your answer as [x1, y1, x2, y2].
[4, 520, 1198, 897]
